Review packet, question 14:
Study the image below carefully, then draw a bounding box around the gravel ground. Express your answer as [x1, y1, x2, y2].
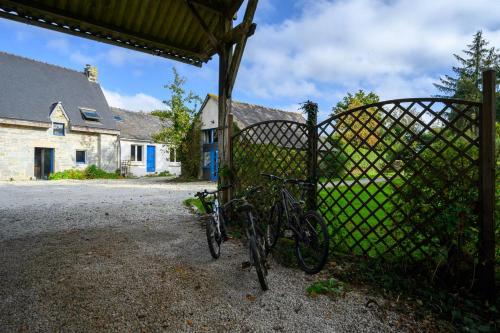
[0, 178, 421, 332]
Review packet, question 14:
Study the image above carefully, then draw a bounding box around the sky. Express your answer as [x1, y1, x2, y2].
[0, 0, 499, 121]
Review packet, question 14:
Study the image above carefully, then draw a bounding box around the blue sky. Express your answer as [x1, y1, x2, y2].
[0, 0, 499, 121]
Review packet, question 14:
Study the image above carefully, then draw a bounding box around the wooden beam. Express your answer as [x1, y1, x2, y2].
[226, 0, 258, 96]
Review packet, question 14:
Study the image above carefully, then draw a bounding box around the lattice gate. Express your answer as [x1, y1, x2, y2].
[230, 84, 496, 297]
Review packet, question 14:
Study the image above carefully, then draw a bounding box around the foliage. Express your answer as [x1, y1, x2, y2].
[183, 197, 205, 214]
[307, 278, 346, 298]
[178, 114, 202, 178]
[49, 165, 121, 180]
[329, 255, 499, 332]
[152, 67, 202, 149]
[434, 30, 500, 118]
[332, 90, 381, 148]
[392, 131, 479, 283]
[318, 135, 348, 178]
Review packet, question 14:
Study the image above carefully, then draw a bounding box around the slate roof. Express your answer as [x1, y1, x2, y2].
[110, 107, 169, 141]
[202, 94, 306, 129]
[0, 52, 117, 130]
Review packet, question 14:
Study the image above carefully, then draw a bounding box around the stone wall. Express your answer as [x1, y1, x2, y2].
[0, 117, 119, 180]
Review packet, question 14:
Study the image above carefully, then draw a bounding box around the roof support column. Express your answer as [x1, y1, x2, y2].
[218, 0, 258, 202]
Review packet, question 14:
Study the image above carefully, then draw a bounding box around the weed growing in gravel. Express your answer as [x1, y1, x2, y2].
[307, 278, 347, 298]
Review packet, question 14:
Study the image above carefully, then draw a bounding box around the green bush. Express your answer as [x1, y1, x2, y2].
[49, 165, 121, 180]
[318, 135, 348, 178]
[49, 169, 86, 180]
[393, 130, 479, 282]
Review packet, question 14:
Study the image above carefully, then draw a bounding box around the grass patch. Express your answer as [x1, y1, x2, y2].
[49, 165, 121, 180]
[319, 178, 405, 257]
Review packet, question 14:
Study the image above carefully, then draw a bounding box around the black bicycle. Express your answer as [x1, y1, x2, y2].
[262, 173, 329, 274]
[196, 185, 269, 290]
[226, 185, 269, 290]
[195, 185, 231, 259]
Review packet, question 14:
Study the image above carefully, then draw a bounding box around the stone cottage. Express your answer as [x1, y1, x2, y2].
[111, 107, 180, 177]
[0, 52, 119, 180]
[198, 94, 306, 181]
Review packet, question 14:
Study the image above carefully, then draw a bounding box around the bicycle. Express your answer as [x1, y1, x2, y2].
[226, 185, 269, 291]
[195, 185, 231, 259]
[196, 185, 269, 290]
[261, 173, 329, 274]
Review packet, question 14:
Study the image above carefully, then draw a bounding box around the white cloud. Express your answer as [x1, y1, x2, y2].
[239, 0, 500, 102]
[46, 38, 70, 54]
[102, 88, 165, 112]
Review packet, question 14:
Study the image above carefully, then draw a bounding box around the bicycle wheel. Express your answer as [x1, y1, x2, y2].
[249, 236, 269, 291]
[294, 211, 329, 274]
[206, 216, 221, 259]
[266, 202, 282, 249]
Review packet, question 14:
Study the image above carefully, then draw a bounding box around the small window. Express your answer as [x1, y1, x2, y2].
[213, 129, 218, 142]
[80, 107, 100, 121]
[53, 122, 65, 136]
[113, 115, 123, 121]
[131, 145, 143, 162]
[169, 148, 176, 162]
[76, 150, 86, 164]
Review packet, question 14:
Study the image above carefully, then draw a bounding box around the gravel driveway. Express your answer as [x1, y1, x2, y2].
[0, 178, 416, 332]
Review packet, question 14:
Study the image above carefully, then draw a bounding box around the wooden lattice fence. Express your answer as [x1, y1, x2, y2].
[230, 71, 497, 298]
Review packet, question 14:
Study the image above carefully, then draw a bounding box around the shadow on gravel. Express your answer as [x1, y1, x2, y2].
[0, 227, 225, 332]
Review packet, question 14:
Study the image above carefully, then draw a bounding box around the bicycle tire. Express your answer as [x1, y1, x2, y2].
[266, 202, 282, 249]
[250, 236, 269, 291]
[295, 211, 329, 274]
[206, 216, 221, 259]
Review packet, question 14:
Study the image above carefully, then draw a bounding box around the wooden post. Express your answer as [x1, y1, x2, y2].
[478, 69, 496, 301]
[306, 102, 318, 211]
[227, 113, 234, 200]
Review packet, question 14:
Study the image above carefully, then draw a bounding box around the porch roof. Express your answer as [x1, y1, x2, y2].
[0, 0, 243, 67]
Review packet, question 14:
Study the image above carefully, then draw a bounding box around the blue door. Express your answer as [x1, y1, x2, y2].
[209, 148, 218, 181]
[147, 145, 156, 172]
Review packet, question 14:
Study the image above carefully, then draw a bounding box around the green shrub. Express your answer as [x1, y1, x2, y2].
[49, 165, 120, 180]
[393, 129, 480, 282]
[49, 169, 86, 180]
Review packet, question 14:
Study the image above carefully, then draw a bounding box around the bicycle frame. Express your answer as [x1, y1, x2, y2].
[276, 185, 304, 236]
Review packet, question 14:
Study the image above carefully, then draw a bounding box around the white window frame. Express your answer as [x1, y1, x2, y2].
[53, 122, 65, 136]
[131, 144, 144, 162]
[76, 150, 87, 164]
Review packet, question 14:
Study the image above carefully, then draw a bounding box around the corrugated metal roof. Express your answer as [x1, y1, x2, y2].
[0, 0, 241, 66]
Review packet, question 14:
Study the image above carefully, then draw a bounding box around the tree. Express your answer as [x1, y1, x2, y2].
[332, 90, 380, 147]
[434, 31, 500, 118]
[152, 67, 201, 149]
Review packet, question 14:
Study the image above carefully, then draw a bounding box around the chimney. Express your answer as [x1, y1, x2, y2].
[84, 64, 98, 82]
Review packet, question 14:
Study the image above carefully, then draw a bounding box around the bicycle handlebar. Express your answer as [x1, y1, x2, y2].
[195, 184, 233, 198]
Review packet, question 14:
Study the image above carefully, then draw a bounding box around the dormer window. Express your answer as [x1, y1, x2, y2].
[80, 107, 100, 121]
[53, 122, 65, 136]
